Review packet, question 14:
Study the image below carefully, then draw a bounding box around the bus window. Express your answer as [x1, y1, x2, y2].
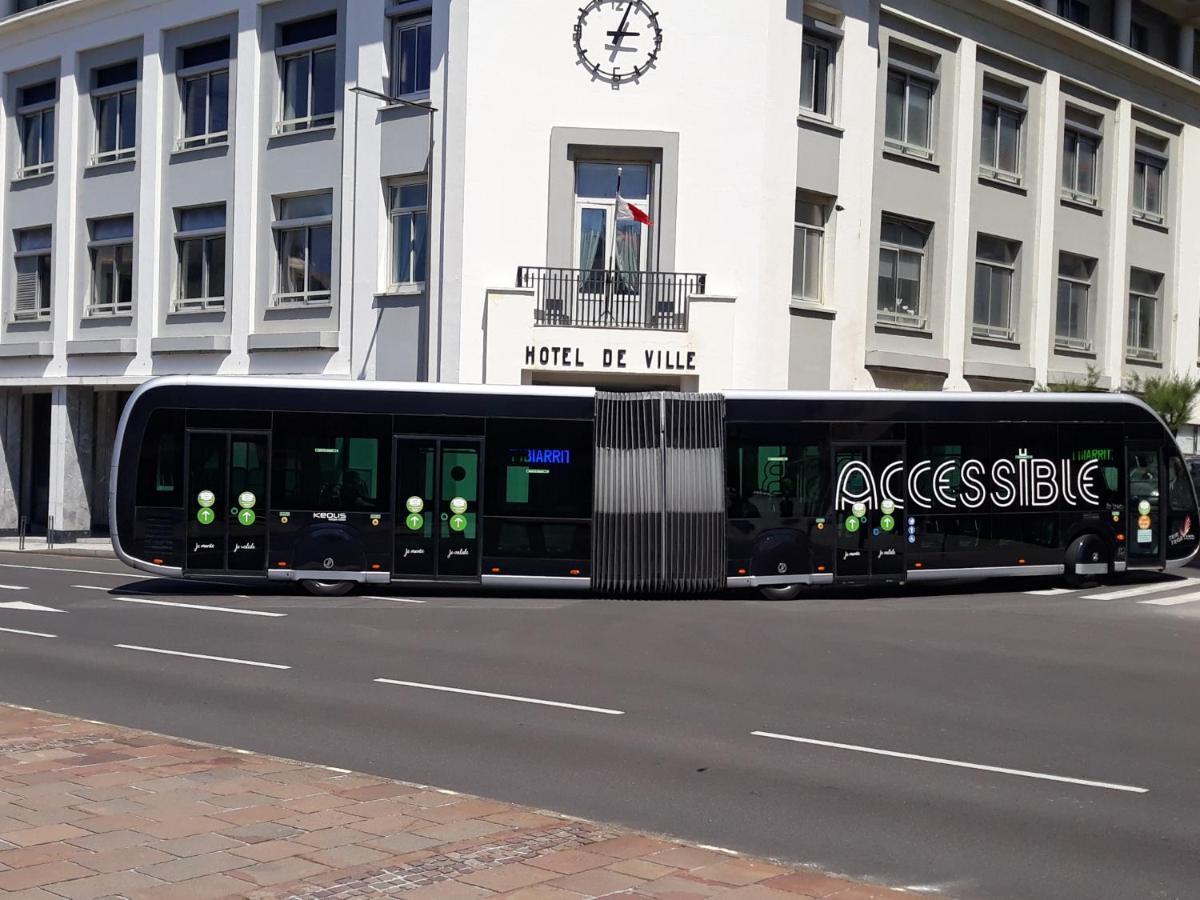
[272, 415, 389, 511]
[484, 420, 593, 519]
[1166, 453, 1199, 561]
[727, 443, 825, 519]
[135, 409, 184, 507]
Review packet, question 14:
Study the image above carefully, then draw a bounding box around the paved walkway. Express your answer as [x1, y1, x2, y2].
[0, 705, 941, 900]
[0, 539, 114, 558]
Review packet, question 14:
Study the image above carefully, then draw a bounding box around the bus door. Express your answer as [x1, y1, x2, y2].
[1126, 443, 1165, 567]
[394, 438, 482, 581]
[184, 431, 269, 573]
[832, 442, 906, 581]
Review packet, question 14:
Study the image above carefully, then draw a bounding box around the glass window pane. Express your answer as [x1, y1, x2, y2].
[394, 212, 413, 283]
[877, 248, 897, 312]
[416, 23, 432, 93]
[119, 90, 137, 150]
[16, 228, 51, 252]
[278, 229, 306, 294]
[179, 238, 203, 298]
[280, 193, 333, 220]
[1055, 279, 1071, 337]
[1077, 137, 1096, 195]
[92, 217, 133, 241]
[399, 25, 417, 94]
[94, 247, 114, 307]
[308, 224, 332, 294]
[973, 263, 990, 325]
[179, 205, 226, 232]
[578, 207, 607, 271]
[1145, 163, 1162, 214]
[312, 49, 336, 117]
[1062, 131, 1075, 189]
[282, 54, 309, 121]
[791, 227, 807, 298]
[208, 236, 225, 297]
[885, 73, 905, 141]
[1133, 162, 1147, 210]
[41, 109, 54, 164]
[980, 103, 997, 168]
[992, 266, 1011, 328]
[413, 210, 428, 283]
[97, 95, 117, 152]
[800, 41, 816, 112]
[907, 80, 931, 148]
[998, 110, 1020, 173]
[393, 183, 426, 209]
[116, 244, 133, 305]
[898, 250, 922, 315]
[21, 114, 40, 168]
[183, 76, 207, 138]
[37, 254, 51, 312]
[804, 229, 821, 300]
[209, 71, 229, 134]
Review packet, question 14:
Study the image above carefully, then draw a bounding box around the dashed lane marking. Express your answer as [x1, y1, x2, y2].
[361, 596, 427, 604]
[1083, 577, 1200, 601]
[0, 601, 65, 613]
[0, 562, 154, 579]
[374, 678, 625, 715]
[1138, 590, 1200, 607]
[1025, 587, 1079, 596]
[115, 644, 291, 669]
[114, 597, 286, 617]
[752, 731, 1149, 794]
[0, 627, 56, 638]
[0, 584, 29, 591]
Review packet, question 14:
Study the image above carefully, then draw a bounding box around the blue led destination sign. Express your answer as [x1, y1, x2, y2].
[511, 449, 572, 465]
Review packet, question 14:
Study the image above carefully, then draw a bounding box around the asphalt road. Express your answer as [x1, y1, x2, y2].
[0, 552, 1198, 900]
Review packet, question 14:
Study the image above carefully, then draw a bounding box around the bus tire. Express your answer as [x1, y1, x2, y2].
[301, 579, 356, 597]
[758, 584, 803, 601]
[1063, 534, 1109, 588]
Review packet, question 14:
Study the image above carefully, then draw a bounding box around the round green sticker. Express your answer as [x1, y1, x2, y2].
[881, 499, 896, 516]
[238, 491, 256, 509]
[237, 509, 256, 527]
[880, 514, 896, 532]
[450, 497, 468, 515]
[449, 513, 468, 533]
[851, 502, 867, 518]
[197, 490, 215, 509]
[406, 496, 424, 514]
[196, 507, 215, 526]
[1138, 499, 1151, 515]
[405, 512, 424, 531]
[844, 515, 861, 534]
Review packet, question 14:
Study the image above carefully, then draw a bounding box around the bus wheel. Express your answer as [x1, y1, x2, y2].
[301, 580, 356, 597]
[758, 584, 803, 601]
[1063, 534, 1109, 588]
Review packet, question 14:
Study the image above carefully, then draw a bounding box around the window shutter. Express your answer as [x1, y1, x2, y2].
[14, 258, 39, 319]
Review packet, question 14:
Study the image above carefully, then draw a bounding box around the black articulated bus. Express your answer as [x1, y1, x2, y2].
[111, 376, 1200, 599]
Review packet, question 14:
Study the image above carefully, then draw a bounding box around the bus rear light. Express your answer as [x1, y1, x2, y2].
[1117, 533, 1126, 542]
[817, 565, 826, 572]
[371, 563, 381, 570]
[490, 567, 501, 574]
[914, 562, 924, 569]
[1018, 558, 1026, 565]
[737, 567, 747, 575]
[569, 568, 581, 576]
[152, 558, 164, 565]
[277, 561, 288, 568]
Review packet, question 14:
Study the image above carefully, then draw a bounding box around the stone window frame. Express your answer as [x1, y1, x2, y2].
[15, 80, 56, 179]
[1126, 267, 1163, 363]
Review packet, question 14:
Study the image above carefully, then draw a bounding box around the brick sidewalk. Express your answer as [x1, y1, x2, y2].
[0, 705, 944, 900]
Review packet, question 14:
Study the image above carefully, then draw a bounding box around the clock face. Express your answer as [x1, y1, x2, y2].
[574, 0, 662, 88]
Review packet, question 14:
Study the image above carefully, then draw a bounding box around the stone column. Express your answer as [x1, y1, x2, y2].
[91, 391, 118, 533]
[0, 390, 23, 534]
[47, 386, 95, 542]
[1178, 24, 1195, 75]
[1114, 0, 1133, 45]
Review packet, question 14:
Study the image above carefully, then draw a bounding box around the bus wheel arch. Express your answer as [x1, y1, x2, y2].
[758, 584, 804, 601]
[1063, 531, 1112, 587]
[301, 579, 356, 597]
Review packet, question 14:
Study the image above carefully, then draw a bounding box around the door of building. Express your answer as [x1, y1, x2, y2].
[832, 442, 906, 581]
[394, 438, 482, 581]
[184, 431, 269, 573]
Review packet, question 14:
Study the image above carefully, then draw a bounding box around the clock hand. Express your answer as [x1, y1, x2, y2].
[610, 1, 635, 43]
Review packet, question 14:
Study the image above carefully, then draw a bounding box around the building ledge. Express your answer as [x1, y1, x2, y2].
[963, 360, 1035, 383]
[865, 349, 950, 376]
[248, 331, 338, 352]
[0, 341, 53, 359]
[789, 300, 835, 319]
[151, 335, 231, 354]
[66, 338, 136, 356]
[1048, 368, 1114, 390]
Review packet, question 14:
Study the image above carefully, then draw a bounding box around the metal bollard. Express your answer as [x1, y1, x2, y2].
[18, 515, 25, 551]
[47, 516, 54, 552]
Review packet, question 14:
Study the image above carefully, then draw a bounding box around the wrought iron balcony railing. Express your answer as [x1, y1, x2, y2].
[517, 266, 706, 332]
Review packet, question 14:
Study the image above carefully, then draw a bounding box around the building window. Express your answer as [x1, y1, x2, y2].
[273, 192, 333, 307]
[979, 78, 1024, 184]
[13, 227, 51, 321]
[1062, 107, 1101, 205]
[1129, 21, 1149, 53]
[16, 81, 55, 178]
[800, 33, 835, 121]
[277, 13, 337, 133]
[1133, 132, 1167, 225]
[174, 205, 226, 312]
[973, 234, 1019, 342]
[388, 181, 428, 287]
[87, 216, 134, 316]
[1127, 268, 1162, 362]
[877, 214, 930, 329]
[391, 16, 431, 98]
[1055, 252, 1095, 352]
[178, 38, 230, 150]
[884, 45, 936, 158]
[574, 161, 652, 288]
[92, 60, 137, 164]
[1058, 0, 1090, 28]
[791, 195, 825, 302]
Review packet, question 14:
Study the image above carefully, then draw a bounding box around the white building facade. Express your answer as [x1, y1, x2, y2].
[3, 0, 1200, 540]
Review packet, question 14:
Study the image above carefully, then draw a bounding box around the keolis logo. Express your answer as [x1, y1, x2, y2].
[835, 452, 1103, 511]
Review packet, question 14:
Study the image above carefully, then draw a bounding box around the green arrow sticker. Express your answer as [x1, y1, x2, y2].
[196, 507, 215, 526]
[449, 514, 468, 533]
[237, 509, 256, 527]
[844, 515, 860, 534]
[405, 512, 424, 531]
[880, 514, 895, 532]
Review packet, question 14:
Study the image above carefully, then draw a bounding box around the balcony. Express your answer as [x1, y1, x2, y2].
[517, 266, 707, 332]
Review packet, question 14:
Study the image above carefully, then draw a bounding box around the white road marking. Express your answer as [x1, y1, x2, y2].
[115, 644, 291, 669]
[1083, 577, 1200, 601]
[0, 601, 64, 613]
[1138, 590, 1200, 607]
[73, 585, 111, 592]
[374, 678, 625, 715]
[751, 731, 1148, 794]
[0, 562, 154, 579]
[0, 584, 29, 591]
[114, 597, 286, 617]
[361, 596, 427, 604]
[0, 627, 56, 638]
[1025, 587, 1078, 596]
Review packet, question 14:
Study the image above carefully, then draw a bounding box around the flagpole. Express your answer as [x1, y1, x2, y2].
[605, 166, 622, 321]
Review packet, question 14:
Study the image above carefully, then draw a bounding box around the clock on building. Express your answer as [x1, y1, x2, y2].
[574, 0, 663, 88]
